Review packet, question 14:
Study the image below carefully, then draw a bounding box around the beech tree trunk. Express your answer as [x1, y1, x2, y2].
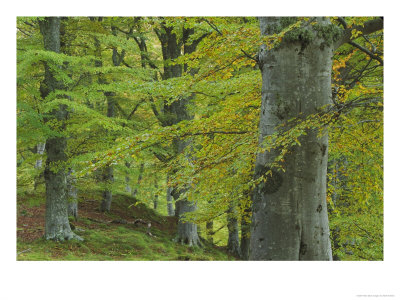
[240, 211, 251, 260]
[249, 17, 334, 260]
[227, 203, 241, 257]
[153, 180, 158, 210]
[34, 142, 46, 169]
[155, 25, 204, 246]
[67, 169, 78, 220]
[166, 185, 175, 216]
[206, 221, 214, 244]
[100, 166, 113, 212]
[39, 17, 82, 241]
[125, 162, 132, 194]
[132, 163, 144, 198]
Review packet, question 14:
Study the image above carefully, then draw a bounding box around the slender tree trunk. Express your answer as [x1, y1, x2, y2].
[166, 184, 175, 216]
[206, 221, 214, 244]
[34, 142, 46, 169]
[153, 179, 158, 210]
[227, 203, 241, 257]
[33, 142, 46, 190]
[249, 17, 334, 260]
[240, 209, 251, 260]
[67, 169, 78, 220]
[92, 25, 117, 212]
[125, 161, 132, 194]
[239, 189, 252, 260]
[132, 163, 144, 198]
[39, 17, 82, 241]
[100, 89, 115, 212]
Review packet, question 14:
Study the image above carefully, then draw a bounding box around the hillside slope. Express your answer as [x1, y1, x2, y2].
[17, 191, 237, 261]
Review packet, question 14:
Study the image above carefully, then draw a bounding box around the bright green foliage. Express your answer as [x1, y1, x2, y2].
[17, 17, 383, 258]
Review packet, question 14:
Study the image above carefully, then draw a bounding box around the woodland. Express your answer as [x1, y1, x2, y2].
[16, 16, 383, 261]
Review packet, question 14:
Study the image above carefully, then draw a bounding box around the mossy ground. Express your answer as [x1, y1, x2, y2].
[16, 190, 236, 261]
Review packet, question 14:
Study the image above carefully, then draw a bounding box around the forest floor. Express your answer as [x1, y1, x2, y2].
[16, 191, 237, 261]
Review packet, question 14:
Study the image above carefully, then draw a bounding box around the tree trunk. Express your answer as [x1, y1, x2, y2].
[67, 169, 78, 220]
[125, 161, 132, 194]
[227, 203, 241, 257]
[249, 17, 334, 260]
[240, 213, 251, 260]
[39, 17, 82, 241]
[153, 180, 158, 210]
[132, 163, 144, 198]
[156, 25, 205, 246]
[174, 197, 201, 247]
[166, 185, 175, 216]
[34, 142, 46, 169]
[92, 26, 117, 212]
[100, 85, 115, 213]
[206, 221, 213, 244]
[100, 165, 113, 212]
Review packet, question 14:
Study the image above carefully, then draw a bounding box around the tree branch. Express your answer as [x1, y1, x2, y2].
[348, 41, 383, 66]
[202, 18, 223, 36]
[335, 17, 383, 49]
[127, 100, 144, 120]
[240, 49, 259, 63]
[180, 130, 250, 137]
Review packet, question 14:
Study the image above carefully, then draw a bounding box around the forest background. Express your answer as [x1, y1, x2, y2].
[4, 0, 400, 299]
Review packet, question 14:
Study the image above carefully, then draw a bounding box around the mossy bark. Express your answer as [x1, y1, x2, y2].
[156, 25, 204, 246]
[249, 17, 333, 260]
[39, 17, 82, 241]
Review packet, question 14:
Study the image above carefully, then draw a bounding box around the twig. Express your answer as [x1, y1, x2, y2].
[240, 49, 259, 63]
[348, 41, 383, 66]
[203, 18, 223, 36]
[17, 248, 31, 255]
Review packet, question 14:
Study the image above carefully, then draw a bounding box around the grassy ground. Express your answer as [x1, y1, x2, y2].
[16, 190, 237, 261]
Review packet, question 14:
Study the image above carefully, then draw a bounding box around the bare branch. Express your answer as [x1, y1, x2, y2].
[202, 18, 223, 36]
[348, 41, 383, 66]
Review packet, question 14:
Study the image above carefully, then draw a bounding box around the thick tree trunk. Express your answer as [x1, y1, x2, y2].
[100, 165, 114, 212]
[227, 203, 241, 257]
[174, 197, 201, 247]
[39, 17, 81, 241]
[156, 25, 204, 246]
[171, 139, 202, 247]
[249, 17, 333, 260]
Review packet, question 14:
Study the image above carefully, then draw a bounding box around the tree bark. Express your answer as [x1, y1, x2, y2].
[39, 17, 82, 241]
[227, 203, 241, 257]
[100, 166, 113, 212]
[249, 17, 335, 260]
[240, 208, 251, 260]
[132, 163, 144, 198]
[34, 142, 46, 169]
[67, 169, 78, 220]
[153, 180, 158, 210]
[155, 24, 204, 246]
[125, 161, 132, 194]
[166, 184, 175, 216]
[206, 221, 214, 244]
